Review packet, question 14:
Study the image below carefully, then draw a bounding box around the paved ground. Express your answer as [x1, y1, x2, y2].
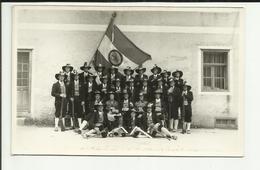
[12, 126, 243, 156]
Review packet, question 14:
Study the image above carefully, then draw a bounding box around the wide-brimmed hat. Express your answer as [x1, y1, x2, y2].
[55, 71, 66, 80]
[62, 64, 73, 72]
[108, 66, 118, 73]
[172, 70, 183, 78]
[135, 66, 146, 74]
[161, 70, 171, 77]
[80, 62, 91, 71]
[123, 66, 134, 75]
[183, 84, 192, 91]
[95, 63, 105, 71]
[151, 65, 162, 74]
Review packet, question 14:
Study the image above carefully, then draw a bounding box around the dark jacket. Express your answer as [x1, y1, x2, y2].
[182, 91, 193, 105]
[134, 74, 148, 88]
[86, 110, 108, 128]
[51, 81, 63, 103]
[148, 74, 162, 91]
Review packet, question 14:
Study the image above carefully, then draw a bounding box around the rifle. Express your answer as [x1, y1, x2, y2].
[130, 126, 152, 138]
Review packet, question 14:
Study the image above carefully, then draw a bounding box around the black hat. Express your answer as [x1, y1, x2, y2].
[80, 62, 91, 71]
[151, 65, 162, 74]
[172, 70, 183, 78]
[101, 131, 107, 138]
[183, 84, 192, 91]
[55, 71, 66, 80]
[135, 66, 146, 74]
[95, 63, 105, 71]
[123, 67, 134, 75]
[62, 64, 73, 72]
[161, 70, 171, 77]
[108, 66, 118, 73]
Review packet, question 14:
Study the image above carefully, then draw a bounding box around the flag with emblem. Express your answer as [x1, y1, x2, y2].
[89, 12, 151, 74]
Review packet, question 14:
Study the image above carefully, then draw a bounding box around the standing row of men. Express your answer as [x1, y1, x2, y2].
[51, 62, 193, 139]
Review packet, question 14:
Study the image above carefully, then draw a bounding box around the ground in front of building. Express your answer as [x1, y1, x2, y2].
[12, 125, 243, 156]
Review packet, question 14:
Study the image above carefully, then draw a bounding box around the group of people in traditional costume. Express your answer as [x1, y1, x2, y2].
[51, 62, 193, 140]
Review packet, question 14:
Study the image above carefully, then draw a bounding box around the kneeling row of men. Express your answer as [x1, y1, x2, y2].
[51, 63, 194, 138]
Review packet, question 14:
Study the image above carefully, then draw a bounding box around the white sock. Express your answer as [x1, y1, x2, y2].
[79, 120, 88, 130]
[54, 118, 59, 128]
[62, 118, 65, 127]
[161, 127, 171, 136]
[187, 123, 191, 130]
[183, 122, 187, 131]
[174, 119, 179, 130]
[70, 118, 74, 127]
[78, 118, 82, 127]
[169, 118, 174, 129]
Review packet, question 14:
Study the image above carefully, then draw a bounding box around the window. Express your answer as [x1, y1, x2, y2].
[202, 49, 229, 92]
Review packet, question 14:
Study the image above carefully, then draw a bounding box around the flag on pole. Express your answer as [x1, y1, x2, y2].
[89, 13, 152, 74]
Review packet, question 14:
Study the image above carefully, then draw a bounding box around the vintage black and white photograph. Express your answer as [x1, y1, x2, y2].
[11, 5, 244, 156]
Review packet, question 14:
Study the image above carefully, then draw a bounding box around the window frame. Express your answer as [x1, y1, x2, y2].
[16, 48, 33, 115]
[198, 46, 232, 95]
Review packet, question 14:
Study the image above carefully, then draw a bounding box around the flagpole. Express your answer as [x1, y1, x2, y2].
[88, 12, 117, 67]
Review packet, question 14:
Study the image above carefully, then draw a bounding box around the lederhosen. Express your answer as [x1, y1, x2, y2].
[51, 81, 67, 118]
[121, 99, 133, 132]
